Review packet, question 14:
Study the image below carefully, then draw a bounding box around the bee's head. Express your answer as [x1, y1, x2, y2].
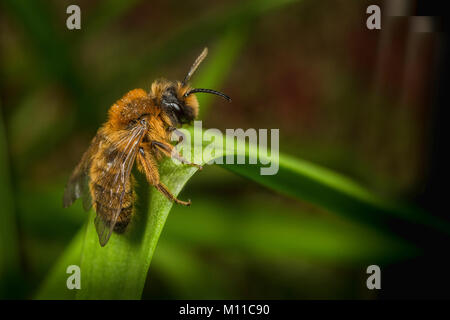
[151, 48, 231, 126]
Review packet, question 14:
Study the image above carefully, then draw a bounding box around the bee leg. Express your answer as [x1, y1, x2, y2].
[151, 140, 203, 170]
[137, 150, 191, 206]
[156, 183, 191, 206]
[167, 126, 184, 144]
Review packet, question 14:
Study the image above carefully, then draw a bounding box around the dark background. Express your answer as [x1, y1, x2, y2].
[382, 1, 450, 299]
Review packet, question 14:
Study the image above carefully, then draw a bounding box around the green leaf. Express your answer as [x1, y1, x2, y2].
[223, 153, 450, 244]
[34, 229, 84, 300]
[75, 162, 197, 299]
[199, 127, 450, 245]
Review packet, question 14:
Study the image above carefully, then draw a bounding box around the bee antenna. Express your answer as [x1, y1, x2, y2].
[182, 47, 208, 85]
[184, 88, 232, 102]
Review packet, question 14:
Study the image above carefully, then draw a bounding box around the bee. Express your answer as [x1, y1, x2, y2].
[63, 48, 231, 246]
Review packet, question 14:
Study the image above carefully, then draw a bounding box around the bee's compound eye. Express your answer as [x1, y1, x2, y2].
[166, 102, 181, 111]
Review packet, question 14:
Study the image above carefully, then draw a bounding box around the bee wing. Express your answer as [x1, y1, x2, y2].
[93, 125, 146, 246]
[63, 135, 100, 210]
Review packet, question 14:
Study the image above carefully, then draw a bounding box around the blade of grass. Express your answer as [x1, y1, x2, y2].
[163, 198, 418, 263]
[195, 127, 450, 246]
[76, 158, 197, 299]
[38, 124, 441, 299]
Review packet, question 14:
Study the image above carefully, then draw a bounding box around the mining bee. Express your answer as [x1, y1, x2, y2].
[63, 48, 230, 246]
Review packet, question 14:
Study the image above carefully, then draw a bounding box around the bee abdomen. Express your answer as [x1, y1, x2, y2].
[92, 182, 134, 234]
[114, 204, 133, 233]
[92, 182, 132, 200]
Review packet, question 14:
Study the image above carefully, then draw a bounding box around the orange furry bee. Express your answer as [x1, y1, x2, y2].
[63, 48, 230, 246]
